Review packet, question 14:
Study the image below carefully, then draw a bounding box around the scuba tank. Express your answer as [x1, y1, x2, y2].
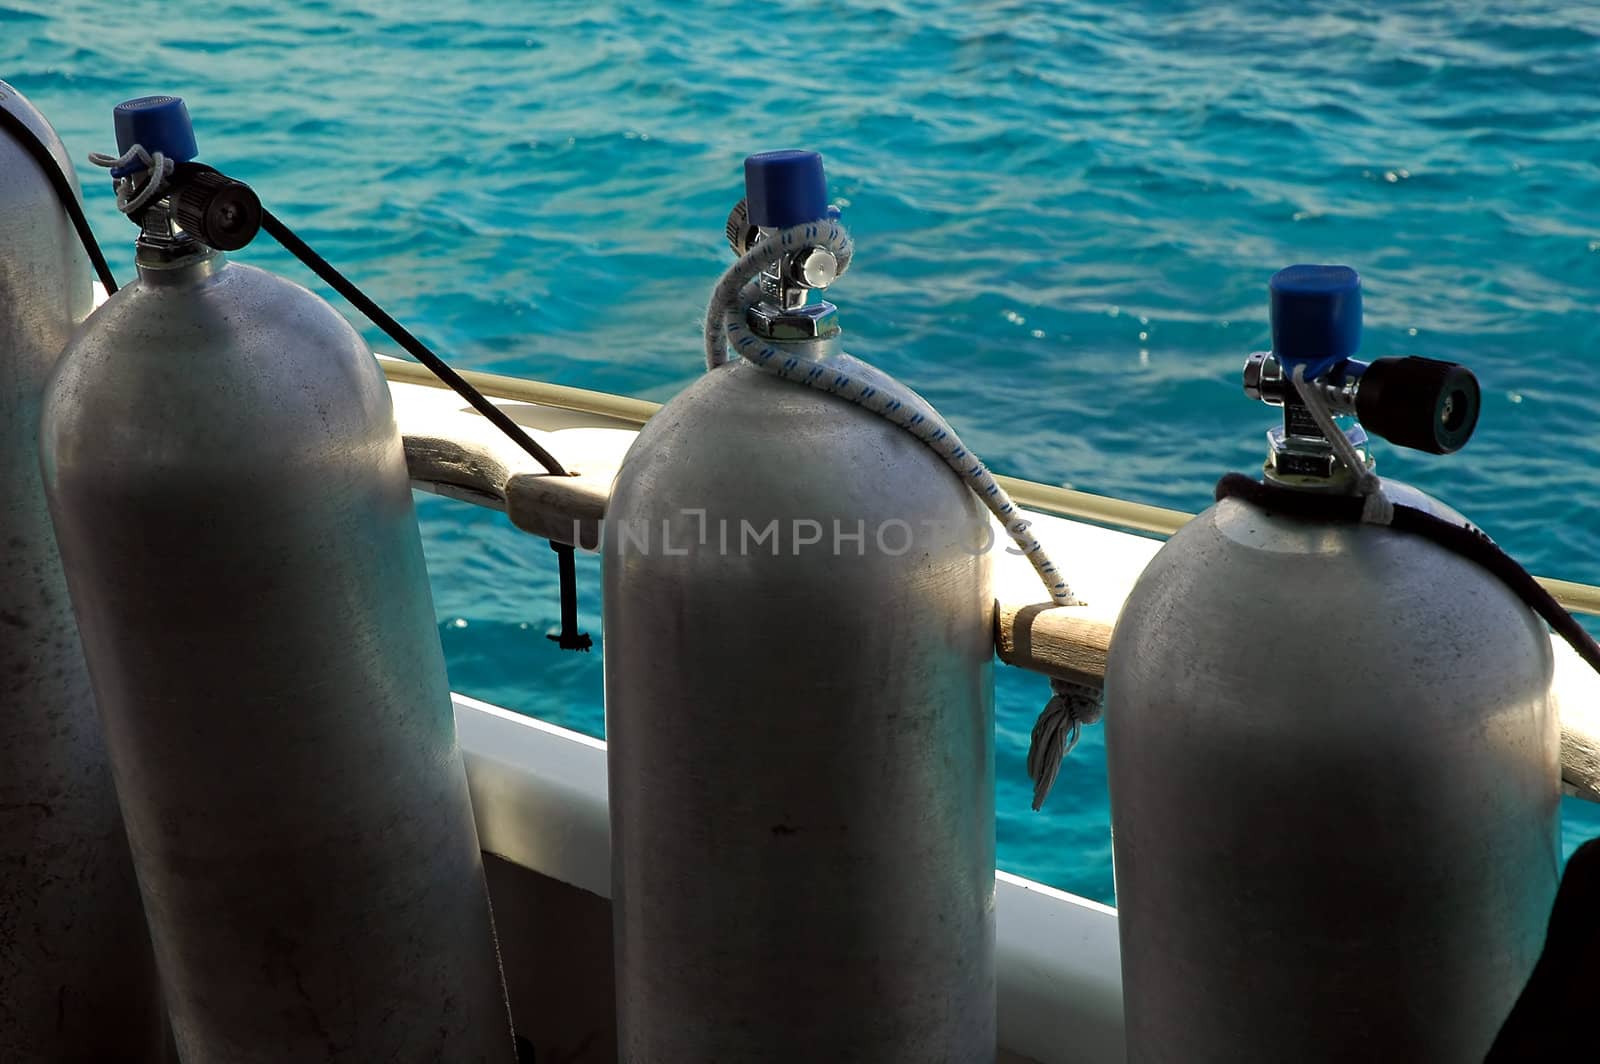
[0, 81, 168, 1062]
[40, 96, 516, 1063]
[603, 151, 998, 1061]
[1104, 265, 1560, 1061]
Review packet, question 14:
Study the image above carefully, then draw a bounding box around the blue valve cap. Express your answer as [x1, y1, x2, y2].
[1269, 264, 1362, 381]
[744, 149, 829, 229]
[112, 95, 198, 177]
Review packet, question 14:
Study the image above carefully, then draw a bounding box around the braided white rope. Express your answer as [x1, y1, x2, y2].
[1291, 364, 1394, 525]
[704, 222, 1078, 608]
[86, 144, 175, 216]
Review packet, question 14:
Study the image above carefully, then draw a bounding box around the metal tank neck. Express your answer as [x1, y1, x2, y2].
[135, 237, 222, 284]
[134, 204, 216, 274]
[746, 289, 839, 342]
[759, 328, 844, 364]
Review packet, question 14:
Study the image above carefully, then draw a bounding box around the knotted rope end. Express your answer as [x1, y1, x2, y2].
[1027, 678, 1103, 811]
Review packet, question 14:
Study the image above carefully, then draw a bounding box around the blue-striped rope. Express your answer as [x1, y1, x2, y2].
[704, 221, 1079, 608]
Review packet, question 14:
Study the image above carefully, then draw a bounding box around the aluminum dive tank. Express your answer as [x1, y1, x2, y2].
[39, 97, 515, 1063]
[603, 152, 997, 1061]
[1103, 266, 1560, 1062]
[0, 81, 168, 1062]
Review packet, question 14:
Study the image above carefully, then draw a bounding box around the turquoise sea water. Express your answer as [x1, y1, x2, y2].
[6, 0, 1600, 905]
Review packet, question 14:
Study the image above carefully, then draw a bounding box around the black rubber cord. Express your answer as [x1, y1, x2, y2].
[1215, 472, 1600, 677]
[0, 102, 120, 293]
[254, 207, 593, 652]
[257, 209, 566, 476]
[547, 540, 591, 651]
[139, 162, 590, 651]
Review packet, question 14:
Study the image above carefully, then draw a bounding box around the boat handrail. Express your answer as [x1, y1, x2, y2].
[380, 357, 1600, 802]
[378, 357, 1600, 618]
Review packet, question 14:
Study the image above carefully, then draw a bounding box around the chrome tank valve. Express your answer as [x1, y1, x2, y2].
[1242, 264, 1480, 486]
[723, 149, 842, 339]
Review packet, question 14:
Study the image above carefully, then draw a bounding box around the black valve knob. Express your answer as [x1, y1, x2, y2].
[725, 197, 758, 256]
[1355, 356, 1480, 455]
[172, 169, 262, 252]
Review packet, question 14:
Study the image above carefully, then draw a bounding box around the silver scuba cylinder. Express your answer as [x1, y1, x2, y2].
[1104, 265, 1560, 1062]
[0, 81, 168, 1062]
[39, 96, 516, 1063]
[603, 152, 997, 1061]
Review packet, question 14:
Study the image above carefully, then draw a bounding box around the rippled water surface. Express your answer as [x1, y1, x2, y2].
[7, 0, 1600, 902]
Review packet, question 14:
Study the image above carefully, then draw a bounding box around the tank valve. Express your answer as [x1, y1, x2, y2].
[1243, 265, 1480, 485]
[722, 149, 841, 341]
[96, 95, 262, 260]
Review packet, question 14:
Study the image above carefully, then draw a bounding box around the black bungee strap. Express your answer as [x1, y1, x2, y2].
[1215, 472, 1600, 678]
